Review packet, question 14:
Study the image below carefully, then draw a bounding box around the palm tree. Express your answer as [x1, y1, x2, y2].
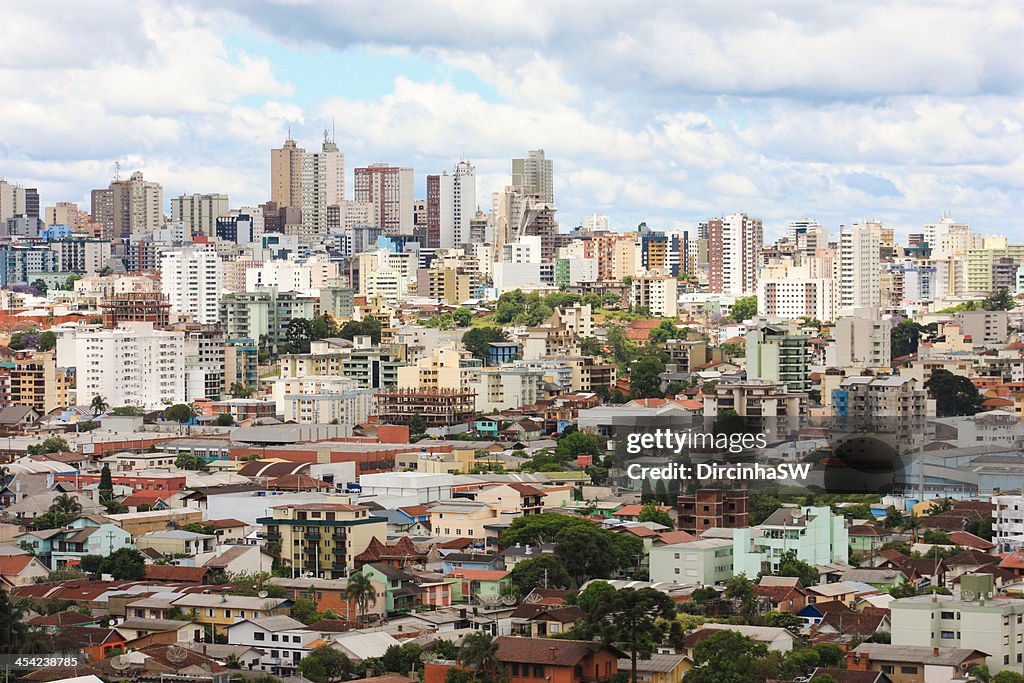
[344, 571, 377, 623]
[459, 631, 500, 682]
[90, 395, 110, 417]
[50, 493, 83, 517]
[905, 511, 922, 544]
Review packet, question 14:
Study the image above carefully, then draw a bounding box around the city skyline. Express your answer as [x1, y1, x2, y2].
[2, 1, 1024, 240]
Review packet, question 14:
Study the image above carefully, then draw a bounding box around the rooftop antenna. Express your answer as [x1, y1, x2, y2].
[332, 118, 336, 143]
[114, 161, 121, 182]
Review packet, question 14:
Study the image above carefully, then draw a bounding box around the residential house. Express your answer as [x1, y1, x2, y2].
[428, 500, 500, 545]
[685, 625, 796, 656]
[116, 618, 202, 647]
[169, 593, 292, 640]
[227, 615, 318, 676]
[425, 636, 623, 683]
[615, 654, 691, 683]
[441, 553, 506, 574]
[753, 576, 807, 613]
[732, 506, 849, 577]
[510, 604, 587, 638]
[448, 569, 511, 604]
[358, 563, 424, 615]
[848, 644, 987, 683]
[136, 530, 217, 560]
[806, 582, 862, 606]
[839, 568, 908, 592]
[848, 525, 893, 554]
[269, 576, 386, 623]
[650, 539, 733, 586]
[0, 554, 49, 587]
[204, 545, 276, 575]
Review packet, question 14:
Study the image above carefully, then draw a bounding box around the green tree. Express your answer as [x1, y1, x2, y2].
[408, 414, 428, 436]
[102, 548, 146, 580]
[556, 523, 627, 586]
[730, 296, 757, 322]
[338, 315, 383, 344]
[993, 671, 1024, 683]
[724, 573, 758, 623]
[638, 502, 675, 529]
[554, 431, 602, 460]
[175, 453, 208, 471]
[298, 645, 352, 683]
[285, 318, 313, 354]
[453, 308, 473, 327]
[37, 331, 57, 351]
[688, 630, 769, 683]
[90, 395, 110, 417]
[890, 319, 925, 358]
[345, 571, 378, 623]
[923, 530, 950, 544]
[883, 507, 905, 529]
[31, 278, 49, 295]
[603, 588, 677, 683]
[229, 382, 256, 398]
[647, 320, 680, 345]
[580, 337, 603, 356]
[630, 356, 665, 399]
[889, 581, 918, 598]
[98, 463, 114, 504]
[984, 287, 1015, 311]
[764, 610, 802, 630]
[813, 643, 845, 668]
[966, 515, 994, 541]
[459, 631, 500, 682]
[26, 436, 70, 456]
[925, 368, 982, 416]
[290, 598, 330, 625]
[216, 413, 235, 426]
[50, 493, 83, 518]
[509, 554, 572, 595]
[461, 327, 507, 363]
[502, 513, 593, 546]
[380, 643, 423, 674]
[0, 589, 32, 653]
[810, 676, 838, 683]
[165, 403, 196, 424]
[777, 549, 819, 588]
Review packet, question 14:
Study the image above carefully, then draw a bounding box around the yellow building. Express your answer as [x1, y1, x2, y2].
[424, 268, 470, 305]
[397, 344, 479, 391]
[8, 350, 72, 413]
[106, 508, 203, 537]
[616, 654, 692, 683]
[429, 499, 500, 539]
[258, 502, 386, 580]
[169, 593, 290, 637]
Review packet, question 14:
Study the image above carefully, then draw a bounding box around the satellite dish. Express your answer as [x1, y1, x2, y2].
[962, 589, 976, 601]
[166, 645, 188, 664]
[502, 594, 517, 606]
[109, 655, 132, 671]
[420, 651, 438, 664]
[258, 590, 268, 598]
[523, 593, 542, 604]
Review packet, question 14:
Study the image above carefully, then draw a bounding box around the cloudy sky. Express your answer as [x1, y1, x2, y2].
[2, 1, 1023, 241]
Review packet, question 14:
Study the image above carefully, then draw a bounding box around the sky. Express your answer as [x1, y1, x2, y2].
[2, 1, 1023, 242]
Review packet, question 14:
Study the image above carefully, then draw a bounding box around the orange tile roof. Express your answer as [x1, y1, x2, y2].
[448, 569, 510, 581]
[0, 555, 35, 575]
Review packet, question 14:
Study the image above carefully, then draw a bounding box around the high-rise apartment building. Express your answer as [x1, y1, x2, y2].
[45, 202, 92, 228]
[301, 137, 344, 234]
[426, 161, 476, 249]
[171, 193, 229, 237]
[160, 246, 223, 325]
[512, 149, 553, 204]
[837, 222, 882, 312]
[353, 164, 414, 235]
[0, 180, 26, 223]
[271, 137, 305, 209]
[745, 324, 811, 392]
[707, 213, 763, 296]
[91, 171, 163, 238]
[65, 322, 185, 409]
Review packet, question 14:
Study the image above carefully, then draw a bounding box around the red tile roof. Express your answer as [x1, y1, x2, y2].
[448, 569, 510, 581]
[0, 555, 36, 575]
[28, 610, 96, 627]
[947, 531, 996, 551]
[495, 636, 617, 666]
[143, 565, 211, 583]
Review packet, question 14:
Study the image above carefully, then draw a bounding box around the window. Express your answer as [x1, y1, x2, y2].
[941, 611, 955, 619]
[254, 633, 265, 641]
[881, 665, 894, 674]
[511, 664, 519, 676]
[533, 666, 544, 678]
[272, 634, 279, 642]
[900, 666, 917, 674]
[940, 631, 955, 639]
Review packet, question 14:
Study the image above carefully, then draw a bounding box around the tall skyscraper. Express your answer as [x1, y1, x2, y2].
[512, 149, 554, 204]
[837, 222, 882, 312]
[0, 180, 25, 223]
[271, 136, 305, 209]
[171, 193, 229, 237]
[354, 164, 414, 235]
[426, 160, 477, 249]
[23, 188, 39, 219]
[91, 171, 163, 238]
[301, 135, 345, 234]
[707, 213, 763, 297]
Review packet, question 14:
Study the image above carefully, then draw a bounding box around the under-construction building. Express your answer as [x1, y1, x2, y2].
[374, 387, 477, 427]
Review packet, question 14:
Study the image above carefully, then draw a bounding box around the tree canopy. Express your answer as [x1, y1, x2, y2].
[925, 368, 982, 416]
